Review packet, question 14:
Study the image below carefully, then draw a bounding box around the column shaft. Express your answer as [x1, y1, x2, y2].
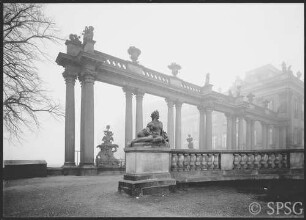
[80, 75, 95, 166]
[250, 120, 255, 149]
[166, 99, 174, 148]
[246, 118, 251, 149]
[226, 114, 232, 150]
[238, 117, 244, 150]
[123, 87, 133, 146]
[63, 75, 76, 167]
[175, 102, 182, 149]
[198, 106, 206, 150]
[206, 109, 213, 150]
[261, 122, 267, 149]
[135, 92, 144, 136]
[232, 116, 237, 150]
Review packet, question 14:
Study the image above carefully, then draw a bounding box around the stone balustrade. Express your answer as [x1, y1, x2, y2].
[171, 152, 220, 172]
[169, 149, 304, 183]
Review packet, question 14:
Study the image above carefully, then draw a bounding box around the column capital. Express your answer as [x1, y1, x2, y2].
[122, 86, 134, 95]
[135, 89, 145, 99]
[224, 112, 233, 118]
[197, 105, 205, 112]
[165, 98, 174, 107]
[78, 69, 97, 83]
[62, 66, 79, 81]
[174, 100, 183, 108]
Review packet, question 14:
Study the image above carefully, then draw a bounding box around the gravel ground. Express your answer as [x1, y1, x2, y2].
[3, 175, 304, 218]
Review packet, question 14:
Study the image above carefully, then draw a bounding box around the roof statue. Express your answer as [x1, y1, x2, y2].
[82, 26, 94, 44]
[205, 73, 210, 85]
[69, 34, 82, 45]
[281, 62, 287, 73]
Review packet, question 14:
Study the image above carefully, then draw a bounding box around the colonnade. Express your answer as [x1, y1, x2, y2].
[62, 68, 287, 168]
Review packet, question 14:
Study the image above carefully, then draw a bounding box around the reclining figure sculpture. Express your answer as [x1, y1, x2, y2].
[127, 110, 170, 148]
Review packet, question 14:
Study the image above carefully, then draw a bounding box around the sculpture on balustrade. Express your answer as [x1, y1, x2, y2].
[82, 26, 94, 44]
[127, 110, 170, 148]
[205, 73, 210, 85]
[287, 65, 293, 75]
[168, 62, 181, 77]
[296, 71, 302, 79]
[96, 125, 120, 168]
[187, 134, 194, 149]
[247, 93, 255, 103]
[69, 34, 82, 45]
[128, 46, 141, 63]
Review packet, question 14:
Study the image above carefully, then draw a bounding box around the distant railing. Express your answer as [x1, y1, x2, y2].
[181, 81, 202, 93]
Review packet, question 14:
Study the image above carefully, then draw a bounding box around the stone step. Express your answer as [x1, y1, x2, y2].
[124, 172, 171, 181]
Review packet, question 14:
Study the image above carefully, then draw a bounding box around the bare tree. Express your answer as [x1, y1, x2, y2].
[3, 3, 64, 142]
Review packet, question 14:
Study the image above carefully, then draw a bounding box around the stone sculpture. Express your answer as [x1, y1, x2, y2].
[281, 62, 287, 73]
[168, 62, 181, 77]
[82, 26, 94, 44]
[128, 46, 141, 63]
[187, 134, 194, 149]
[69, 34, 82, 45]
[96, 125, 120, 167]
[205, 73, 210, 85]
[127, 110, 170, 147]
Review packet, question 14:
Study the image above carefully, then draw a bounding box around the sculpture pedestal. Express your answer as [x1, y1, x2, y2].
[118, 144, 176, 197]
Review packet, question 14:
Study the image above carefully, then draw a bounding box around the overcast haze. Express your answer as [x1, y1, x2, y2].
[3, 3, 304, 166]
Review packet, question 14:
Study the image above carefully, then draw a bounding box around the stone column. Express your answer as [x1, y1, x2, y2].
[123, 87, 134, 146]
[225, 113, 232, 150]
[197, 106, 206, 150]
[279, 126, 286, 149]
[266, 124, 271, 149]
[250, 120, 255, 149]
[165, 98, 174, 148]
[231, 116, 237, 150]
[261, 122, 267, 149]
[206, 108, 213, 150]
[62, 69, 77, 167]
[273, 125, 280, 149]
[245, 118, 251, 149]
[135, 90, 144, 136]
[175, 101, 182, 149]
[79, 71, 96, 167]
[238, 116, 244, 150]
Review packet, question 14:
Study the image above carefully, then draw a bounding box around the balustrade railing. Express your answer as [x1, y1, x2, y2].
[181, 81, 202, 93]
[170, 149, 303, 173]
[232, 151, 289, 170]
[171, 151, 220, 172]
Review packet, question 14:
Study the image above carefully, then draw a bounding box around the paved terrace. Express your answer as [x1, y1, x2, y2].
[3, 175, 304, 218]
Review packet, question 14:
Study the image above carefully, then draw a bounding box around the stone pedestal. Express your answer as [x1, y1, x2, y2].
[118, 144, 176, 197]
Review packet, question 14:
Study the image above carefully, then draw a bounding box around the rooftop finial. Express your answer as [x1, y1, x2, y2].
[168, 62, 181, 77]
[128, 46, 141, 64]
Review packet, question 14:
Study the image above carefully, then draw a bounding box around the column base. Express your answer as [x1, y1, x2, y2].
[62, 162, 76, 167]
[78, 163, 97, 176]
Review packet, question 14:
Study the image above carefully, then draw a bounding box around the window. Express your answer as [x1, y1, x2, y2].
[269, 128, 273, 145]
[254, 130, 257, 146]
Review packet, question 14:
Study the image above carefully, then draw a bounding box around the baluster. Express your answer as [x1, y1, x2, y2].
[260, 153, 268, 169]
[281, 153, 288, 168]
[247, 153, 255, 169]
[183, 153, 190, 171]
[207, 154, 213, 169]
[202, 154, 208, 170]
[268, 153, 276, 169]
[240, 153, 248, 169]
[213, 154, 219, 169]
[190, 154, 196, 171]
[233, 153, 241, 169]
[171, 153, 178, 171]
[254, 153, 261, 169]
[177, 153, 184, 172]
[195, 154, 202, 171]
[274, 153, 281, 169]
